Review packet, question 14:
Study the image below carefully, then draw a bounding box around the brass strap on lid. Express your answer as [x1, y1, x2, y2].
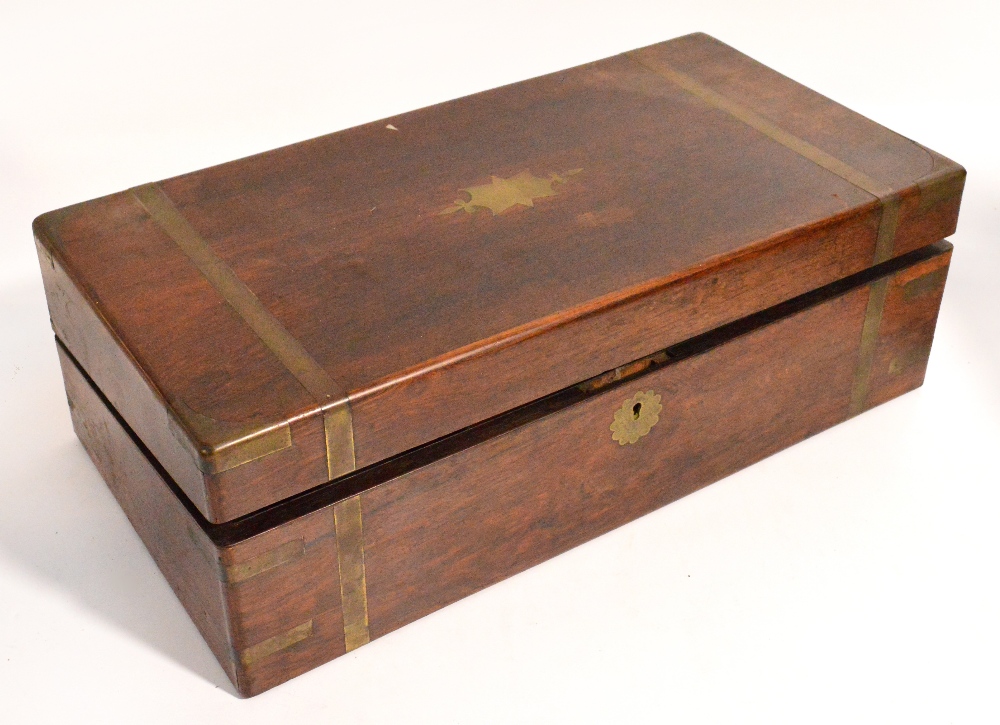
[131, 183, 355, 480]
[630, 49, 902, 264]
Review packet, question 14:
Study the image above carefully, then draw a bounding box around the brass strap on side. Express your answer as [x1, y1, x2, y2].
[848, 277, 890, 416]
[130, 184, 355, 480]
[630, 50, 904, 414]
[333, 495, 371, 652]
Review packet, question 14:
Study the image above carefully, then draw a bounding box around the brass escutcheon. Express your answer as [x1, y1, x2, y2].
[610, 390, 662, 445]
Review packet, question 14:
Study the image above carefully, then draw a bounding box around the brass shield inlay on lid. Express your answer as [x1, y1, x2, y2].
[439, 169, 582, 216]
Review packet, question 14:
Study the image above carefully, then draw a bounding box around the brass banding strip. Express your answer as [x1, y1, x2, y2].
[848, 277, 890, 416]
[176, 398, 294, 474]
[130, 184, 356, 480]
[333, 495, 370, 652]
[239, 620, 314, 667]
[873, 196, 901, 265]
[206, 424, 293, 474]
[324, 404, 356, 483]
[630, 50, 901, 264]
[224, 539, 306, 584]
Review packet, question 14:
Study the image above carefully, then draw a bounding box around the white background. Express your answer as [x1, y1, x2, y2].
[2, 1, 998, 722]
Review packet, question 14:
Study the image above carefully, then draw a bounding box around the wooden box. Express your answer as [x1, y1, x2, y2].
[34, 33, 963, 696]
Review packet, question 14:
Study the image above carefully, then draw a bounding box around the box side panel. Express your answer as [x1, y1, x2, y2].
[36, 228, 329, 524]
[57, 345, 240, 689]
[39, 238, 211, 516]
[61, 340, 348, 696]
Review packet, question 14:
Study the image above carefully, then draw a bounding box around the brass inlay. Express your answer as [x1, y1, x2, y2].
[903, 267, 948, 301]
[440, 169, 582, 216]
[224, 539, 305, 584]
[175, 400, 293, 474]
[873, 196, 901, 265]
[130, 184, 355, 480]
[849, 277, 890, 416]
[630, 50, 900, 264]
[239, 620, 314, 668]
[333, 495, 370, 652]
[203, 423, 292, 474]
[324, 404, 356, 481]
[611, 390, 663, 445]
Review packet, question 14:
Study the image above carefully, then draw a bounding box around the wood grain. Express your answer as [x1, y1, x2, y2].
[58, 344, 240, 686]
[35, 33, 965, 522]
[59, 242, 951, 696]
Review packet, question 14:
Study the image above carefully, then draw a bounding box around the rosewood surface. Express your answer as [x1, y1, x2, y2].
[60, 241, 951, 696]
[35, 33, 964, 523]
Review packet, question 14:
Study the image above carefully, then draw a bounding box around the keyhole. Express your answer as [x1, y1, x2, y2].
[632, 402, 642, 419]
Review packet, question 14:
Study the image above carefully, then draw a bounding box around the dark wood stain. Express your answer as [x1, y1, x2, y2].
[59, 243, 952, 696]
[35, 33, 964, 523]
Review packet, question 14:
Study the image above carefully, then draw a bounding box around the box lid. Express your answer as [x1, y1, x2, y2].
[35, 33, 964, 523]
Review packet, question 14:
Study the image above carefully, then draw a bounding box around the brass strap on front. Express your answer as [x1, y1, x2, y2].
[333, 495, 371, 652]
[130, 183, 356, 480]
[630, 50, 903, 415]
[848, 277, 890, 415]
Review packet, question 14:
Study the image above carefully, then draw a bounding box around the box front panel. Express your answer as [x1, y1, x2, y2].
[360, 281, 868, 637]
